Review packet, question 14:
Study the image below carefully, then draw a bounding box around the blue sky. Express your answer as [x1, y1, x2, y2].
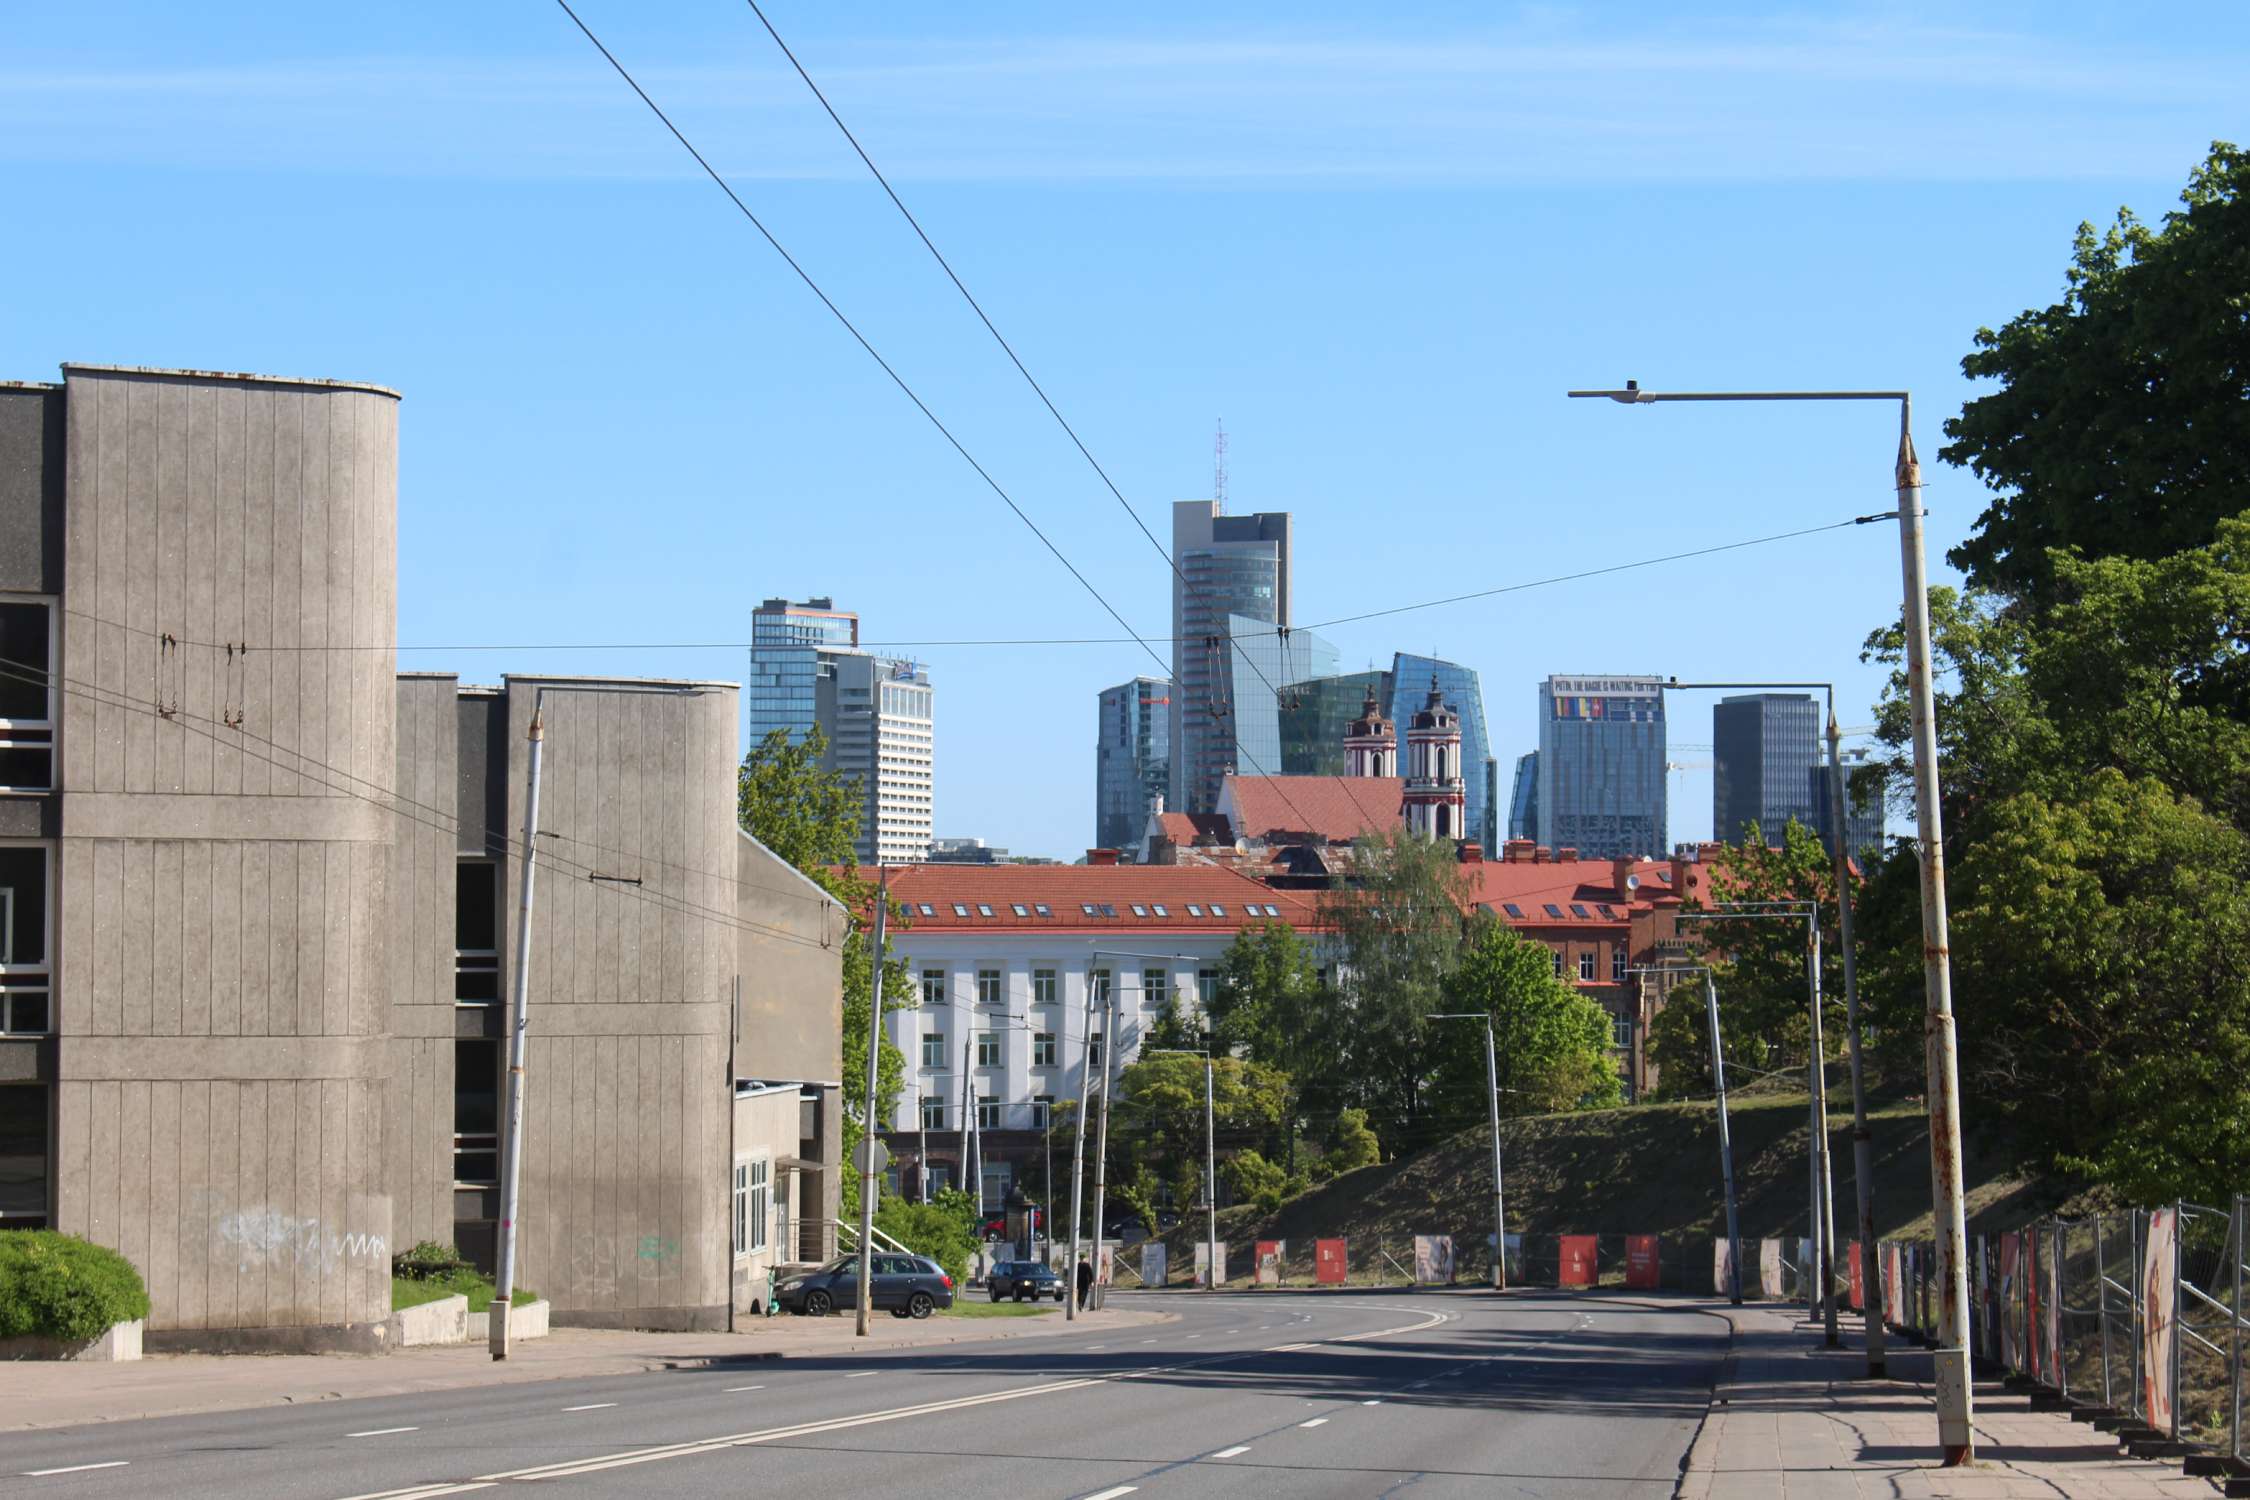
[6, 2, 2244, 858]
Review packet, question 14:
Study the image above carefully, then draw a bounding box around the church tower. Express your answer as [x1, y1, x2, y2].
[1403, 674, 1467, 840]
[1344, 683, 1396, 778]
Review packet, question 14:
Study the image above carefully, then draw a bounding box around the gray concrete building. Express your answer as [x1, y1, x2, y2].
[0, 363, 844, 1349]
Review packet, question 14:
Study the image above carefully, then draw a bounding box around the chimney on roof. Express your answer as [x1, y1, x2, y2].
[1532, 845, 1551, 864]
[1502, 838, 1535, 864]
[1611, 857, 1638, 902]
[1556, 846, 1578, 863]
[1456, 841, 1483, 864]
[1087, 848, 1121, 866]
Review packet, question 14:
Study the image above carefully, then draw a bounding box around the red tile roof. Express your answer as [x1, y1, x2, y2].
[864, 864, 1328, 936]
[1459, 856, 1679, 928]
[1154, 811, 1234, 846]
[1219, 775, 1404, 845]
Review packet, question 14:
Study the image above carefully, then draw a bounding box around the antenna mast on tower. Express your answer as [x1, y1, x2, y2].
[1213, 419, 1228, 508]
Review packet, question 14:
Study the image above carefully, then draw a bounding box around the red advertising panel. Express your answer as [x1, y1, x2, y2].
[1624, 1235, 1660, 1289]
[1315, 1238, 1348, 1285]
[1559, 1234, 1598, 1287]
[1254, 1240, 1284, 1286]
[1847, 1241, 1864, 1310]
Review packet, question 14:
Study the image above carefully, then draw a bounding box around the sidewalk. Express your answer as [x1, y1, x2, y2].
[1679, 1304, 2217, 1498]
[0, 1304, 1171, 1433]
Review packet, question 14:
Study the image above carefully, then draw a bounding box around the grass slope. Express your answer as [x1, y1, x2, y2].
[1153, 1088, 2075, 1284]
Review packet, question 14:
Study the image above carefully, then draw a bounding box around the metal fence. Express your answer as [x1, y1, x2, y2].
[1878, 1196, 2249, 1471]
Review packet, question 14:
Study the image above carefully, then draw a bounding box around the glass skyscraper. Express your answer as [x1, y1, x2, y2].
[1536, 675, 1667, 858]
[1171, 502, 1292, 813]
[1278, 668, 1392, 776]
[1507, 751, 1539, 841]
[1390, 655, 1494, 849]
[1811, 748, 1887, 861]
[1228, 615, 1339, 785]
[749, 597, 858, 749]
[1712, 693, 1821, 846]
[1095, 676, 1172, 851]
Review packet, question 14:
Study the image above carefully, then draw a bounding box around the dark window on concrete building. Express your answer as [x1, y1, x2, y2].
[920, 1096, 945, 1130]
[0, 599, 55, 793]
[1033, 1032, 1057, 1066]
[454, 859, 499, 1005]
[453, 1039, 500, 1270]
[0, 842, 51, 1036]
[976, 1031, 1001, 1068]
[1032, 968, 1057, 1006]
[0, 1084, 48, 1228]
[977, 968, 1002, 1006]
[1578, 950, 1596, 982]
[1032, 1095, 1053, 1129]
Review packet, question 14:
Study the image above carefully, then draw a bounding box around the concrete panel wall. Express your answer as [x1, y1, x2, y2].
[734, 830, 846, 1087]
[52, 367, 400, 1343]
[389, 675, 459, 1254]
[499, 677, 740, 1330]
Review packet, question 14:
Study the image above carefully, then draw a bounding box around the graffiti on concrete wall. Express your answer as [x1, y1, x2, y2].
[198, 1196, 388, 1274]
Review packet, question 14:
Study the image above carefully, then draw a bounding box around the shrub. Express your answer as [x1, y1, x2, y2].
[874, 1200, 978, 1285]
[392, 1239, 471, 1282]
[0, 1231, 152, 1343]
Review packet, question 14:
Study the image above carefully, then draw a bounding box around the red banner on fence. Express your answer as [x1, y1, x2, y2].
[1624, 1235, 1660, 1289]
[1254, 1240, 1284, 1286]
[2025, 1230, 2044, 1382]
[1559, 1234, 1598, 1287]
[1847, 1241, 1864, 1310]
[1315, 1238, 1348, 1285]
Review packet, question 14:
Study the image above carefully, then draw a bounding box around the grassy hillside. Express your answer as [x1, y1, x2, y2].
[1141, 1088, 2079, 1287]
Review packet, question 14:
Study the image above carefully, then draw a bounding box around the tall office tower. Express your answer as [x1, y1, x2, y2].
[1481, 756, 1499, 849]
[1278, 668, 1393, 775]
[1712, 693, 1821, 846]
[1096, 676, 1172, 852]
[1536, 675, 1667, 858]
[1810, 748, 1887, 860]
[1228, 615, 1339, 785]
[749, 596, 858, 749]
[818, 653, 933, 865]
[1389, 656, 1492, 852]
[1171, 500, 1292, 813]
[1507, 751, 1540, 841]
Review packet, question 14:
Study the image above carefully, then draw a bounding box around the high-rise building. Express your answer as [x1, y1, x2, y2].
[1507, 751, 1539, 841]
[1278, 669, 1393, 776]
[1228, 615, 1338, 786]
[1095, 677, 1171, 852]
[1390, 655, 1493, 850]
[817, 653, 933, 865]
[1712, 693, 1822, 846]
[1537, 675, 1667, 858]
[749, 597, 858, 749]
[1170, 501, 1292, 813]
[1810, 748, 1887, 861]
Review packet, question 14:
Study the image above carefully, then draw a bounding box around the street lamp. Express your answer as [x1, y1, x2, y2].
[1070, 949, 1196, 1316]
[1667, 677, 1885, 1373]
[1429, 1013, 1508, 1290]
[1148, 1047, 1219, 1293]
[490, 681, 709, 1361]
[1570, 382, 1969, 1458]
[1627, 964, 1741, 1304]
[1678, 901, 1837, 1345]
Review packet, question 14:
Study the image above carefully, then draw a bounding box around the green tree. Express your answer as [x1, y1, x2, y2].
[1323, 1107, 1382, 1173]
[735, 725, 912, 1221]
[1433, 916, 1622, 1118]
[1205, 919, 1326, 1169]
[1943, 142, 2250, 603]
[1319, 829, 1471, 1152]
[1223, 1150, 1289, 1213]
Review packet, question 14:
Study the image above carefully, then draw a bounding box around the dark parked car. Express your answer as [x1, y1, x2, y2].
[985, 1260, 1066, 1303]
[775, 1254, 955, 1319]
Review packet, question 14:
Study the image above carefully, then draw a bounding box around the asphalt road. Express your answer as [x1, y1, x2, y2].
[0, 1291, 1729, 1499]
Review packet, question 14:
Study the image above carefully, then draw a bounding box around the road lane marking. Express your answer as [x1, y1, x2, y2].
[1266, 1341, 1316, 1352]
[561, 1403, 616, 1411]
[1362, 1399, 1382, 1405]
[347, 1427, 420, 1438]
[1139, 1338, 1156, 1343]
[1083, 1489, 1139, 1500]
[724, 1385, 764, 1393]
[1083, 1345, 1105, 1350]
[1299, 1417, 1329, 1428]
[844, 1371, 878, 1378]
[1210, 1445, 1251, 1459]
[23, 1463, 131, 1477]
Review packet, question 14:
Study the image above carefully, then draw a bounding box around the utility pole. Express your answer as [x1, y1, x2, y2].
[854, 869, 889, 1338]
[1431, 1013, 1507, 1291]
[489, 703, 545, 1360]
[1827, 713, 1886, 1374]
[1202, 1051, 1217, 1292]
[917, 1084, 928, 1206]
[1088, 979, 1122, 1309]
[1065, 969, 1096, 1320]
[1809, 912, 1839, 1347]
[1706, 971, 1744, 1304]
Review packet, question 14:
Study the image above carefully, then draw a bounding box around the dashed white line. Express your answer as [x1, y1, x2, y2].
[1265, 1341, 1316, 1352]
[23, 1462, 131, 1477]
[1083, 1345, 1106, 1351]
[561, 1403, 617, 1412]
[1139, 1338, 1157, 1344]
[844, 1371, 879, 1378]
[1083, 1489, 1139, 1500]
[1210, 1445, 1251, 1459]
[347, 1427, 420, 1438]
[1362, 1398, 1382, 1406]
[1299, 1417, 1329, 1428]
[724, 1385, 765, 1393]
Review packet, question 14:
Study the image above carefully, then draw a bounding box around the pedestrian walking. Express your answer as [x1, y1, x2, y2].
[1076, 1256, 1095, 1310]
